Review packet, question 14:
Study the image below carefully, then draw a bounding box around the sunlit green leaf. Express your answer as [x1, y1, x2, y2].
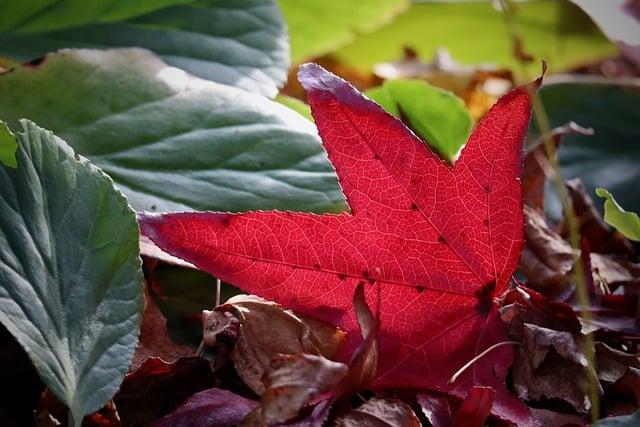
[596, 188, 640, 241]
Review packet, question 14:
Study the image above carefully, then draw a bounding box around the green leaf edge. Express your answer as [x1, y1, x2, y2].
[596, 187, 640, 241]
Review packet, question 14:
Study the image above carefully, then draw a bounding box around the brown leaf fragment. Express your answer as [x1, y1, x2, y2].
[150, 388, 258, 427]
[528, 407, 588, 427]
[596, 342, 640, 384]
[513, 323, 602, 413]
[416, 393, 453, 427]
[452, 386, 495, 427]
[334, 397, 421, 427]
[243, 353, 348, 426]
[131, 283, 193, 371]
[563, 179, 636, 258]
[202, 294, 346, 395]
[500, 287, 582, 340]
[523, 122, 593, 212]
[140, 235, 196, 269]
[520, 205, 576, 291]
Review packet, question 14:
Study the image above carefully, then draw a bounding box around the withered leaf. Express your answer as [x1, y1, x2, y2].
[244, 353, 348, 426]
[334, 397, 420, 427]
[202, 294, 346, 395]
[513, 323, 601, 413]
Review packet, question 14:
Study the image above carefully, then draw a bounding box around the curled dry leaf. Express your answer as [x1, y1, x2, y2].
[513, 323, 601, 413]
[520, 205, 576, 291]
[202, 294, 346, 395]
[245, 353, 348, 426]
[500, 287, 581, 341]
[150, 388, 258, 427]
[596, 342, 640, 385]
[130, 284, 193, 372]
[334, 397, 420, 427]
[522, 122, 593, 213]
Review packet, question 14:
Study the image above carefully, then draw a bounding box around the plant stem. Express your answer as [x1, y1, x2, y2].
[499, 0, 599, 421]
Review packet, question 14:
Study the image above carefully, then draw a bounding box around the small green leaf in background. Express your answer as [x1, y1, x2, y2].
[0, 120, 143, 425]
[275, 95, 313, 121]
[366, 79, 472, 163]
[278, 0, 409, 62]
[0, 48, 345, 214]
[596, 188, 640, 242]
[334, 1, 615, 75]
[0, 0, 289, 97]
[0, 121, 17, 167]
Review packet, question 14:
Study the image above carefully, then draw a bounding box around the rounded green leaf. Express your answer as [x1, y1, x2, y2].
[0, 48, 345, 214]
[534, 78, 640, 214]
[334, 1, 615, 75]
[595, 188, 640, 242]
[0, 120, 143, 425]
[0, 0, 289, 97]
[366, 79, 472, 163]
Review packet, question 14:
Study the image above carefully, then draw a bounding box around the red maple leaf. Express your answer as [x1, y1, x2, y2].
[140, 64, 539, 425]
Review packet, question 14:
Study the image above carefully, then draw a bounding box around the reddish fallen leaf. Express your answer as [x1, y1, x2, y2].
[452, 386, 495, 427]
[140, 63, 539, 424]
[150, 388, 258, 427]
[35, 389, 120, 427]
[130, 283, 193, 371]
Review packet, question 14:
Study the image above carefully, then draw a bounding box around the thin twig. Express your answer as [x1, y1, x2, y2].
[448, 341, 521, 384]
[499, 0, 599, 420]
[215, 278, 221, 307]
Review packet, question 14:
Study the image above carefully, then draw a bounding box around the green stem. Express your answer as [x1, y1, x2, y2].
[499, 0, 599, 421]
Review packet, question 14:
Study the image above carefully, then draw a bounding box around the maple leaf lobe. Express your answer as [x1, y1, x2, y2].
[139, 64, 540, 425]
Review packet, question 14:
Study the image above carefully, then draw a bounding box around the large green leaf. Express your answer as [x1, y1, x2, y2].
[278, 0, 409, 63]
[0, 121, 17, 167]
[596, 410, 640, 427]
[534, 78, 640, 214]
[334, 0, 615, 74]
[0, 48, 345, 214]
[0, 120, 143, 425]
[0, 0, 289, 96]
[596, 188, 640, 242]
[366, 79, 472, 163]
[0, 0, 191, 33]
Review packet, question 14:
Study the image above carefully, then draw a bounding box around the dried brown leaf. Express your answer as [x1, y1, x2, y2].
[202, 295, 346, 395]
[131, 284, 193, 371]
[334, 397, 420, 427]
[513, 323, 601, 413]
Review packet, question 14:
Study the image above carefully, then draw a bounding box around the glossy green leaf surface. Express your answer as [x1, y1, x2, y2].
[366, 79, 472, 162]
[0, 49, 345, 213]
[0, 0, 289, 96]
[596, 188, 640, 241]
[0, 120, 143, 425]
